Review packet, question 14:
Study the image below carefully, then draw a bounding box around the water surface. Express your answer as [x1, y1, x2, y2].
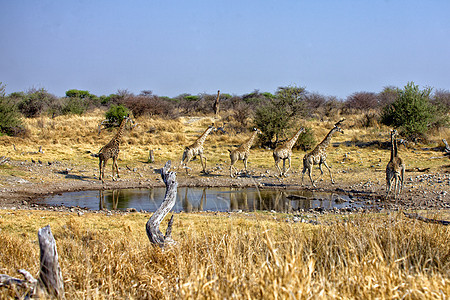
[42, 187, 363, 213]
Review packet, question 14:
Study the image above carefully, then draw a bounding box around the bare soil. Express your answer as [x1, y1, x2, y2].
[0, 158, 448, 212]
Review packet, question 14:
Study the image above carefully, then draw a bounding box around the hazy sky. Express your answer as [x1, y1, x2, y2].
[1, 0, 449, 99]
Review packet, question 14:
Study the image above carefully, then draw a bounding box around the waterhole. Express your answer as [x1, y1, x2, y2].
[42, 187, 367, 213]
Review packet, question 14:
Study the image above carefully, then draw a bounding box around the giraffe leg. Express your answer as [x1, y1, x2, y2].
[282, 159, 286, 177]
[184, 152, 193, 174]
[308, 166, 316, 187]
[102, 160, 107, 183]
[301, 157, 307, 185]
[386, 175, 394, 199]
[393, 175, 399, 200]
[399, 167, 405, 194]
[274, 158, 282, 176]
[243, 157, 248, 175]
[112, 157, 117, 181]
[99, 159, 103, 182]
[230, 159, 237, 178]
[199, 153, 207, 173]
[316, 163, 325, 182]
[284, 157, 291, 177]
[323, 161, 334, 184]
[114, 157, 120, 179]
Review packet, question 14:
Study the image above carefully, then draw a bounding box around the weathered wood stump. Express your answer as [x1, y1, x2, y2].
[0, 225, 64, 298]
[148, 150, 155, 163]
[146, 160, 177, 247]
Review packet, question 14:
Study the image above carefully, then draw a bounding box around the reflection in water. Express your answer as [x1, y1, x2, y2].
[43, 187, 359, 213]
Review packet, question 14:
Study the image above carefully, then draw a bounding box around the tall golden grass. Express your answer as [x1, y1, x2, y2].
[0, 210, 448, 299]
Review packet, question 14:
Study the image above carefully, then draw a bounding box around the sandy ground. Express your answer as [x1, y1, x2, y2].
[0, 158, 448, 213]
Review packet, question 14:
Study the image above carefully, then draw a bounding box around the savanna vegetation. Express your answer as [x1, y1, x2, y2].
[0, 81, 449, 299]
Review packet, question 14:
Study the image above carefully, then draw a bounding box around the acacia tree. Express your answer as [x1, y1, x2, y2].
[380, 82, 435, 140]
[254, 85, 307, 148]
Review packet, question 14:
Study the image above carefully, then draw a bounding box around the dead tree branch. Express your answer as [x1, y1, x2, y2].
[403, 212, 449, 226]
[0, 225, 64, 298]
[38, 225, 65, 298]
[146, 160, 178, 247]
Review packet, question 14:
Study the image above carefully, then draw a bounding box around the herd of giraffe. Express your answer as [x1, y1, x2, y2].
[94, 117, 404, 200]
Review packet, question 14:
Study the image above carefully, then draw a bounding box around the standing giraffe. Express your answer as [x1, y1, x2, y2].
[302, 119, 345, 187]
[180, 124, 215, 174]
[273, 126, 305, 177]
[95, 116, 134, 183]
[228, 128, 261, 177]
[386, 129, 405, 199]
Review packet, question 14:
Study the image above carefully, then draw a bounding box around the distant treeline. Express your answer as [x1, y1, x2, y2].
[0, 82, 449, 143]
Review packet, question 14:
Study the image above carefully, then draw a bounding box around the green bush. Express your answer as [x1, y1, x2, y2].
[380, 82, 435, 140]
[0, 83, 24, 136]
[295, 127, 316, 151]
[17, 88, 58, 118]
[253, 85, 306, 148]
[62, 97, 87, 115]
[105, 104, 130, 127]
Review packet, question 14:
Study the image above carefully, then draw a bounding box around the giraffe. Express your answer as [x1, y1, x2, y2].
[386, 129, 405, 200]
[302, 119, 345, 187]
[228, 128, 261, 177]
[95, 116, 134, 183]
[180, 124, 215, 174]
[273, 126, 305, 177]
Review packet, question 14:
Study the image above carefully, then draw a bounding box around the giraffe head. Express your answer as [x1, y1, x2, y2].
[252, 128, 262, 135]
[334, 119, 345, 134]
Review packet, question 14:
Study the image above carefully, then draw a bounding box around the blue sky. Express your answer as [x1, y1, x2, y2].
[1, 0, 449, 99]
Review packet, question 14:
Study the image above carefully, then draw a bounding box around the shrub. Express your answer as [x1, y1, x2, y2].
[62, 97, 87, 115]
[123, 95, 175, 118]
[0, 83, 24, 136]
[378, 86, 399, 107]
[380, 82, 435, 140]
[105, 104, 130, 127]
[344, 92, 379, 112]
[294, 127, 316, 151]
[17, 88, 59, 118]
[253, 86, 307, 148]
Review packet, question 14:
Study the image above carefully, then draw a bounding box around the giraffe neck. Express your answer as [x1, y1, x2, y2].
[241, 130, 259, 151]
[393, 133, 399, 158]
[319, 127, 337, 149]
[285, 127, 304, 150]
[195, 127, 213, 146]
[113, 118, 128, 142]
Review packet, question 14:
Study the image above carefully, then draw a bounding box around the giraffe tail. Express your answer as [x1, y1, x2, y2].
[227, 149, 231, 153]
[90, 153, 100, 158]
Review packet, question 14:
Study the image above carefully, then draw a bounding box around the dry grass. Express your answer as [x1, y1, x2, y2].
[0, 210, 448, 299]
[0, 110, 448, 186]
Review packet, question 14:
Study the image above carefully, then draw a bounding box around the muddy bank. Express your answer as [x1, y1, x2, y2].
[0, 159, 448, 212]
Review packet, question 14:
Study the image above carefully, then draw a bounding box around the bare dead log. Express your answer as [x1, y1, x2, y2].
[146, 160, 177, 247]
[148, 150, 155, 163]
[403, 212, 449, 226]
[38, 225, 65, 298]
[0, 156, 9, 165]
[0, 225, 64, 298]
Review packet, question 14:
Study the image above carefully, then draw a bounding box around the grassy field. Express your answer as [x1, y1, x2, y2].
[0, 111, 449, 298]
[0, 209, 449, 299]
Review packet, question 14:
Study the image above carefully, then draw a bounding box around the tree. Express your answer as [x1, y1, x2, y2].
[105, 104, 130, 127]
[380, 82, 435, 140]
[0, 82, 23, 136]
[345, 92, 378, 111]
[253, 85, 307, 148]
